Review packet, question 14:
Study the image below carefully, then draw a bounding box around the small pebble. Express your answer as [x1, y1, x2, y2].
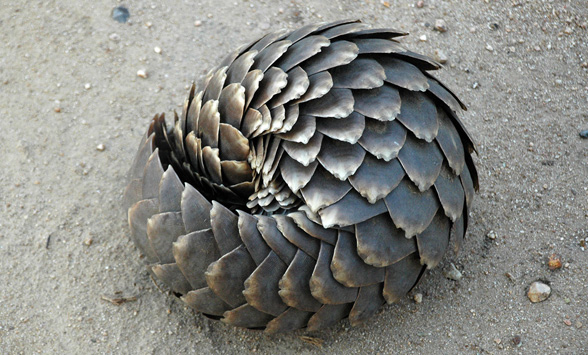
[434, 19, 448, 32]
[54, 107, 61, 113]
[512, 335, 522, 347]
[434, 49, 448, 64]
[112, 6, 130, 23]
[486, 230, 497, 240]
[419, 35, 427, 42]
[563, 319, 572, 326]
[579, 129, 588, 139]
[84, 83, 91, 90]
[108, 33, 121, 42]
[96, 144, 106, 152]
[413, 293, 423, 303]
[83, 238, 93, 246]
[154, 46, 162, 54]
[194, 20, 202, 27]
[576, 321, 583, 329]
[416, 1, 425, 8]
[527, 281, 551, 303]
[443, 263, 462, 281]
[547, 254, 562, 270]
[494, 338, 501, 344]
[472, 82, 479, 89]
[137, 69, 148, 78]
[489, 23, 499, 30]
[486, 44, 494, 52]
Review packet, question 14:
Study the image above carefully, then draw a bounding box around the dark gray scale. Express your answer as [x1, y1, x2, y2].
[151, 263, 192, 295]
[383, 252, 424, 303]
[434, 163, 465, 222]
[221, 304, 275, 328]
[353, 84, 401, 121]
[435, 108, 466, 175]
[317, 136, 366, 180]
[331, 230, 385, 287]
[348, 283, 385, 326]
[274, 215, 320, 259]
[220, 160, 252, 186]
[450, 209, 466, 253]
[147, 212, 186, 264]
[349, 154, 405, 204]
[181, 184, 212, 232]
[173, 230, 220, 290]
[394, 50, 440, 71]
[204, 244, 257, 308]
[276, 35, 331, 72]
[201, 147, 222, 184]
[265, 308, 314, 333]
[198, 100, 220, 148]
[378, 56, 429, 92]
[384, 178, 440, 238]
[319, 189, 388, 229]
[218, 84, 246, 128]
[316, 111, 365, 144]
[249, 67, 288, 109]
[279, 154, 318, 193]
[291, 72, 333, 106]
[275, 103, 300, 134]
[288, 211, 338, 245]
[218, 123, 249, 161]
[278, 249, 323, 312]
[319, 22, 368, 39]
[346, 27, 407, 39]
[251, 40, 293, 73]
[256, 215, 298, 264]
[128, 198, 160, 262]
[355, 213, 417, 268]
[243, 251, 289, 316]
[203, 66, 228, 103]
[300, 165, 352, 213]
[269, 66, 310, 108]
[276, 115, 316, 144]
[300, 40, 359, 75]
[300, 88, 354, 118]
[330, 58, 386, 90]
[285, 22, 325, 43]
[460, 162, 476, 211]
[351, 38, 405, 54]
[158, 167, 183, 213]
[142, 150, 164, 200]
[186, 91, 203, 135]
[225, 50, 258, 85]
[397, 90, 439, 142]
[249, 28, 290, 53]
[128, 133, 154, 181]
[358, 118, 406, 162]
[182, 287, 232, 316]
[237, 211, 271, 265]
[397, 132, 443, 192]
[415, 211, 451, 269]
[241, 69, 264, 109]
[306, 303, 354, 331]
[310, 242, 359, 304]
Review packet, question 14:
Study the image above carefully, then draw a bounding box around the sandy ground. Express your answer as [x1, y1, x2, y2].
[1, 0, 587, 353]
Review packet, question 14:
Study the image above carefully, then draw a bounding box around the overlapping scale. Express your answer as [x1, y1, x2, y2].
[124, 19, 478, 333]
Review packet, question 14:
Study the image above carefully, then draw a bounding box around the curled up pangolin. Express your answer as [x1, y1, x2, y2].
[123, 19, 478, 333]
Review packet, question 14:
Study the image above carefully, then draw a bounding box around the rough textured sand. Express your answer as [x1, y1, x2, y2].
[1, 0, 586, 353]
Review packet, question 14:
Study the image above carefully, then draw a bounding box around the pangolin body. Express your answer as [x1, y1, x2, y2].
[123, 19, 478, 333]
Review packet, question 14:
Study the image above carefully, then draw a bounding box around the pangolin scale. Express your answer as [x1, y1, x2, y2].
[123, 19, 478, 333]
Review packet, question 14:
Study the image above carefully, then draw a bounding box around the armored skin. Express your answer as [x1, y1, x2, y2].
[123, 19, 478, 333]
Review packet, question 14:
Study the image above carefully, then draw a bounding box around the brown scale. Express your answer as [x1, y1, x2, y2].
[123, 19, 478, 333]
